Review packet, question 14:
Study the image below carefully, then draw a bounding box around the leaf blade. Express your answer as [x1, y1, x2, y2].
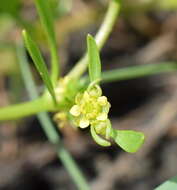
[22, 30, 57, 104]
[87, 34, 101, 82]
[35, 0, 55, 47]
[35, 0, 59, 83]
[155, 175, 177, 190]
[112, 129, 145, 153]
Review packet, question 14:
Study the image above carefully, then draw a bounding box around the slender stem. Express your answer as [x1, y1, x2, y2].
[17, 45, 89, 190]
[67, 0, 121, 79]
[0, 97, 51, 121]
[95, 0, 121, 48]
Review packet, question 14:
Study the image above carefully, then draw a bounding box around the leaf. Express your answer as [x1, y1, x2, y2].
[35, 0, 56, 47]
[112, 129, 145, 153]
[90, 126, 111, 147]
[155, 175, 177, 190]
[87, 34, 101, 82]
[35, 0, 59, 83]
[22, 30, 57, 104]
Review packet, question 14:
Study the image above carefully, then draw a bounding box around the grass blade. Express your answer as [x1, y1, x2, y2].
[35, 0, 59, 83]
[87, 34, 101, 82]
[22, 30, 56, 104]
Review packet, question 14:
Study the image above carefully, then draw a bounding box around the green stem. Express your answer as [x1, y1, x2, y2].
[67, 0, 121, 79]
[0, 96, 52, 121]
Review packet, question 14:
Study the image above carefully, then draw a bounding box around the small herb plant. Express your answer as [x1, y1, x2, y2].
[68, 34, 144, 152]
[1, 0, 177, 189]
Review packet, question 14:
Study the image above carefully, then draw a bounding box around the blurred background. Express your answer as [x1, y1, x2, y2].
[1, 0, 177, 189]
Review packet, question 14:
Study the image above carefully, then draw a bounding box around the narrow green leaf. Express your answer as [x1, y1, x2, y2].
[35, 0, 55, 47]
[155, 175, 177, 190]
[87, 34, 101, 82]
[35, 0, 59, 83]
[22, 30, 57, 104]
[112, 129, 145, 153]
[90, 126, 111, 147]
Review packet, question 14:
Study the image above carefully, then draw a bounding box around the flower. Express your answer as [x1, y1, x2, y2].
[69, 84, 111, 136]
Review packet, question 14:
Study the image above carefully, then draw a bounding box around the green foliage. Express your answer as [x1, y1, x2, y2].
[111, 129, 145, 153]
[70, 35, 145, 152]
[35, 0, 59, 83]
[155, 176, 177, 190]
[87, 34, 101, 83]
[22, 30, 57, 104]
[35, 0, 56, 48]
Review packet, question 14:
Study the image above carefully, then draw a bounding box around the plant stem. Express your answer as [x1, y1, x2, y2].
[0, 96, 51, 121]
[67, 0, 121, 79]
[17, 45, 90, 190]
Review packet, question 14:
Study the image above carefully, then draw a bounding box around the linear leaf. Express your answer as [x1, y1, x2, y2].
[35, 0, 59, 83]
[87, 34, 101, 82]
[112, 129, 145, 153]
[22, 30, 56, 104]
[35, 0, 55, 47]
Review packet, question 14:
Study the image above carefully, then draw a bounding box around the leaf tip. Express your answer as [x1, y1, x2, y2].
[87, 34, 94, 43]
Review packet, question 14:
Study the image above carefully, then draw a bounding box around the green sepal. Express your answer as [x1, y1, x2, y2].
[90, 125, 111, 147]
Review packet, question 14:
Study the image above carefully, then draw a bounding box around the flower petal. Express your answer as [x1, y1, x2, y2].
[79, 118, 90, 128]
[70, 105, 81, 116]
[96, 113, 108, 121]
[97, 96, 107, 106]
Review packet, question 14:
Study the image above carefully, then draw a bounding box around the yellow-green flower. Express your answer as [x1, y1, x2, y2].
[69, 84, 111, 133]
